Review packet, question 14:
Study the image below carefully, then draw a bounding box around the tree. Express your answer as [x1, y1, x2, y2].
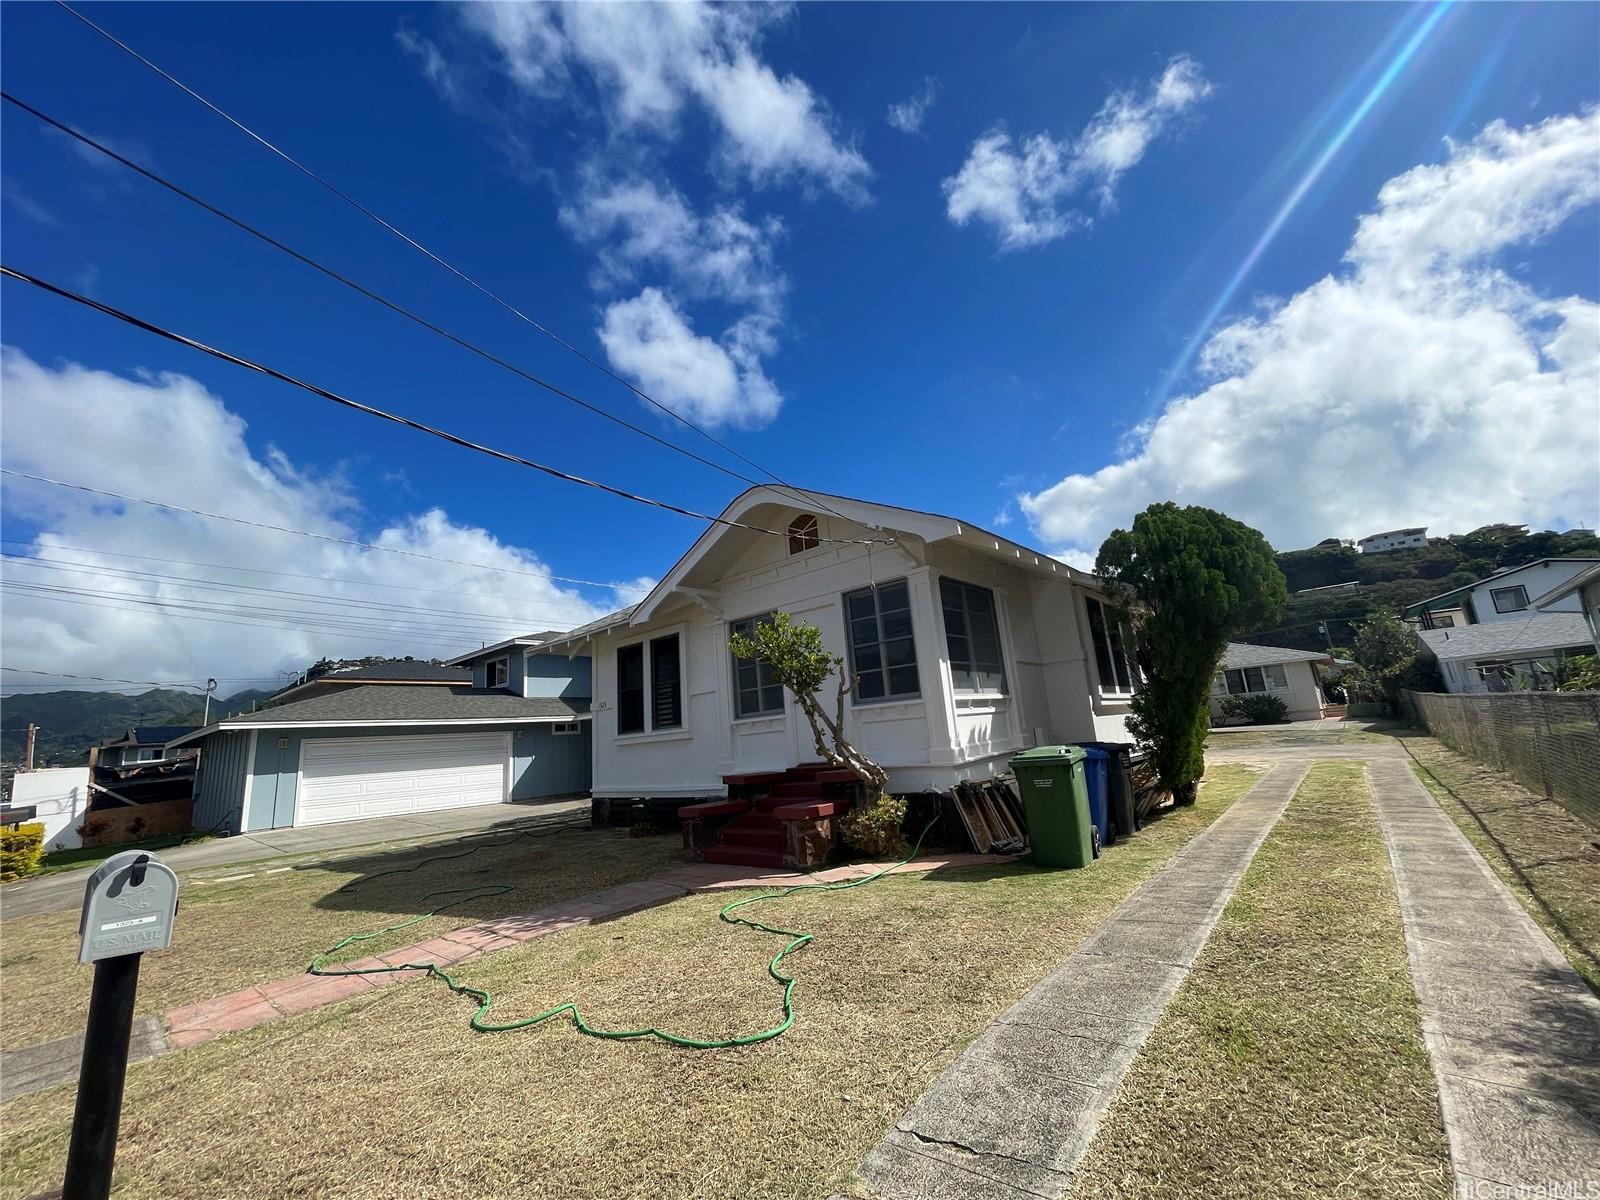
[1345, 610, 1420, 712]
[1096, 503, 1287, 801]
[729, 612, 888, 794]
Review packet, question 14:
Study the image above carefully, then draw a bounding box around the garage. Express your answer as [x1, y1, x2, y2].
[295, 732, 509, 827]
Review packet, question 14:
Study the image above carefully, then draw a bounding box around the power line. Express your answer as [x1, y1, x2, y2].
[0, 91, 768, 495]
[0, 266, 890, 546]
[0, 666, 255, 689]
[50, 1, 857, 525]
[1, 467, 623, 588]
[2, 550, 587, 627]
[0, 538, 574, 606]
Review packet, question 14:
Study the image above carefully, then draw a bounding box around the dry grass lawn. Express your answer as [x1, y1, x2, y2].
[1075, 762, 1452, 1199]
[1399, 732, 1600, 994]
[0, 766, 1261, 1200]
[0, 812, 682, 1050]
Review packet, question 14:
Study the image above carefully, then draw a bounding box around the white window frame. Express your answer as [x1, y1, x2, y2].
[550, 722, 581, 736]
[1085, 595, 1139, 698]
[787, 513, 820, 555]
[1490, 585, 1530, 614]
[1222, 663, 1290, 695]
[939, 577, 1008, 696]
[728, 611, 786, 720]
[613, 623, 690, 741]
[842, 578, 921, 705]
[125, 746, 166, 764]
[486, 656, 510, 689]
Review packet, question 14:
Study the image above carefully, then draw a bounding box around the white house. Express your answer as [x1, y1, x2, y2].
[1406, 558, 1600, 628]
[1208, 643, 1332, 723]
[1531, 562, 1600, 651]
[537, 488, 1135, 805]
[1358, 527, 1429, 554]
[1415, 613, 1595, 693]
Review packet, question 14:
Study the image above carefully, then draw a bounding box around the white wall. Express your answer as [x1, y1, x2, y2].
[1468, 561, 1592, 622]
[585, 515, 1129, 799]
[10, 767, 90, 851]
[1210, 660, 1325, 722]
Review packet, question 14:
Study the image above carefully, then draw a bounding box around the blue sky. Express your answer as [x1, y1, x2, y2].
[2, 2, 1597, 688]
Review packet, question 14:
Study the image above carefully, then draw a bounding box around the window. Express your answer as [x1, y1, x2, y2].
[1086, 596, 1139, 695]
[787, 513, 819, 555]
[617, 643, 645, 734]
[551, 722, 581, 736]
[730, 612, 785, 718]
[650, 633, 682, 729]
[126, 746, 165, 764]
[1491, 585, 1529, 614]
[843, 579, 920, 701]
[1224, 664, 1289, 695]
[1432, 614, 1455, 628]
[940, 578, 1007, 693]
[487, 657, 509, 689]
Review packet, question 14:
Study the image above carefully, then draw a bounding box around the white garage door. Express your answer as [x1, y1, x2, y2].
[296, 733, 509, 827]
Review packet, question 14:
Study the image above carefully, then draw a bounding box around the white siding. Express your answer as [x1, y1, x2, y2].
[1467, 561, 1593, 623]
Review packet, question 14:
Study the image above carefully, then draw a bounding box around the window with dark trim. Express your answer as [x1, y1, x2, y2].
[1086, 596, 1139, 695]
[1224, 664, 1288, 695]
[486, 657, 509, 689]
[616, 643, 644, 734]
[940, 578, 1007, 693]
[843, 579, 919, 701]
[650, 634, 683, 729]
[1490, 585, 1529, 614]
[730, 613, 785, 718]
[787, 514, 820, 555]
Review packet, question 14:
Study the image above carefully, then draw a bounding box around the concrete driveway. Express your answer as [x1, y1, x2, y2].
[0, 796, 588, 921]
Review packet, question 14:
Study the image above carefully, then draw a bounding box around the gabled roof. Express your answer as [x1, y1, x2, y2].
[1415, 613, 1594, 662]
[1403, 558, 1600, 615]
[99, 725, 200, 749]
[1531, 562, 1600, 610]
[269, 660, 471, 704]
[444, 631, 565, 666]
[169, 686, 588, 745]
[1220, 643, 1332, 670]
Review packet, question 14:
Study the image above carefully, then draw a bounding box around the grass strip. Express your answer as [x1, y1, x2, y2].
[1, 767, 1261, 1200]
[1396, 731, 1600, 994]
[1075, 761, 1451, 1199]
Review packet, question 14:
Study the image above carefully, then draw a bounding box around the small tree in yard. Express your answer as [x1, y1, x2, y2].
[1346, 610, 1435, 712]
[1096, 503, 1287, 803]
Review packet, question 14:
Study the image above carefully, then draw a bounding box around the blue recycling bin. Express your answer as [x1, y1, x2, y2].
[1077, 745, 1110, 857]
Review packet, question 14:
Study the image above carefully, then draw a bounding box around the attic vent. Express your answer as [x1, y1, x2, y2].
[787, 513, 820, 555]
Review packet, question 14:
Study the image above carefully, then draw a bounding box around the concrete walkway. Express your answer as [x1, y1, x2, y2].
[1368, 756, 1600, 1198]
[0, 797, 589, 921]
[851, 761, 1310, 1200]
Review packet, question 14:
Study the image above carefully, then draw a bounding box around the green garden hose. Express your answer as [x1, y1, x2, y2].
[308, 817, 938, 1049]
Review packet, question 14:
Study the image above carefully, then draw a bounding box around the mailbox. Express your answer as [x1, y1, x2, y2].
[78, 851, 179, 965]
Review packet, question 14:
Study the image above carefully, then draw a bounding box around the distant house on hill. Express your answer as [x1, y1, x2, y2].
[1357, 527, 1429, 554]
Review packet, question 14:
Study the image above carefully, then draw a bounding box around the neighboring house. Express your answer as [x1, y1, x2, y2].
[1530, 562, 1600, 651]
[446, 632, 584, 695]
[93, 726, 199, 768]
[172, 651, 591, 834]
[8, 766, 90, 852]
[269, 659, 471, 705]
[1414, 613, 1595, 693]
[1405, 558, 1600, 629]
[1208, 643, 1332, 722]
[1292, 580, 1360, 597]
[534, 487, 1135, 808]
[1358, 527, 1429, 554]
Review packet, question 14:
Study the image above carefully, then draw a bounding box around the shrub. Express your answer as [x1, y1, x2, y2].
[841, 792, 906, 858]
[0, 822, 46, 881]
[1220, 693, 1290, 724]
[1558, 654, 1600, 692]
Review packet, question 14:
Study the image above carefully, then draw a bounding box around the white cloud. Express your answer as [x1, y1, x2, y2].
[0, 350, 622, 689]
[1019, 110, 1600, 560]
[559, 176, 786, 316]
[451, 1, 869, 200]
[944, 55, 1210, 250]
[597, 288, 781, 430]
[887, 76, 939, 135]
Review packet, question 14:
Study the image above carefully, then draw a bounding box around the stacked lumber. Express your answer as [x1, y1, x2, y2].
[949, 778, 1027, 854]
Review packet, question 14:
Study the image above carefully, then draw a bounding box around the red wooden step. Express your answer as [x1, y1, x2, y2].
[702, 845, 784, 868]
[720, 826, 783, 850]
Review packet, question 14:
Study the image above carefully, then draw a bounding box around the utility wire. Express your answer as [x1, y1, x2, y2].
[0, 92, 765, 494]
[0, 666, 234, 690]
[0, 266, 889, 546]
[2, 551, 587, 627]
[0, 537, 580, 606]
[1, 467, 623, 588]
[49, 1, 857, 525]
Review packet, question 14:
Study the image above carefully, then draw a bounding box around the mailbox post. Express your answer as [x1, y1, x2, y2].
[64, 851, 179, 1200]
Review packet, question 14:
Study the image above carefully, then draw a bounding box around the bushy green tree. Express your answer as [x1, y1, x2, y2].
[729, 612, 889, 794]
[1345, 610, 1421, 712]
[1096, 504, 1287, 801]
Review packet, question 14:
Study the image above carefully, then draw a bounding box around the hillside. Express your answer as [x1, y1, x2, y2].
[1241, 524, 1600, 653]
[0, 687, 276, 767]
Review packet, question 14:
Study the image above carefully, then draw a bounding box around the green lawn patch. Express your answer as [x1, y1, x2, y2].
[33, 836, 190, 877]
[1075, 761, 1451, 1199]
[0, 767, 1262, 1200]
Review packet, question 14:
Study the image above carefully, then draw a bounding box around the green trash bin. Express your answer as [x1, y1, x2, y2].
[1009, 745, 1094, 868]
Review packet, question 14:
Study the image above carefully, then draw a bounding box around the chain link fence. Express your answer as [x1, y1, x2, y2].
[1403, 689, 1600, 826]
